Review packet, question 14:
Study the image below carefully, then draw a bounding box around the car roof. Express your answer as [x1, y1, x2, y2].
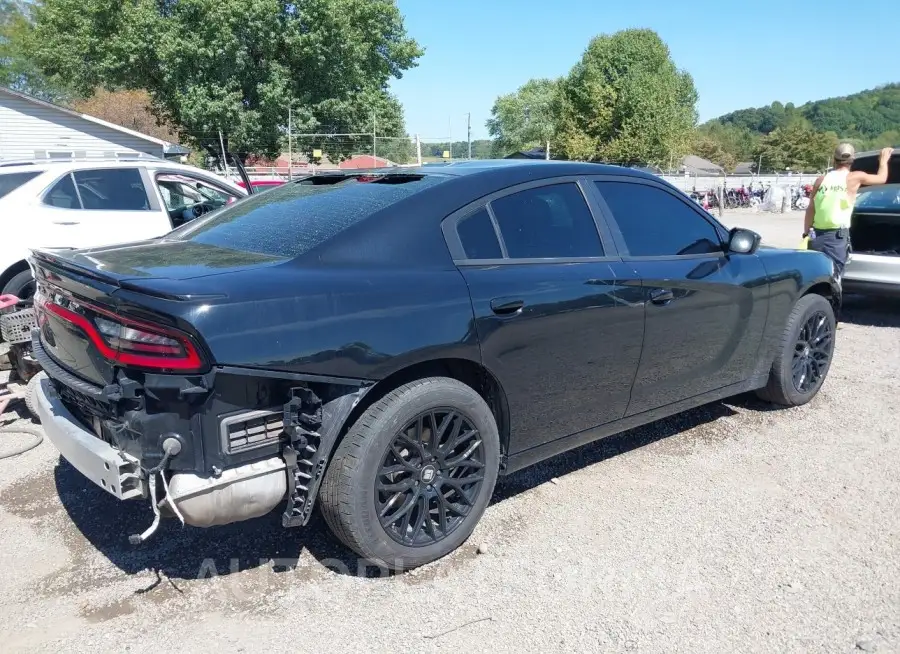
[378, 158, 659, 180]
[2, 159, 183, 173]
[0, 158, 245, 192]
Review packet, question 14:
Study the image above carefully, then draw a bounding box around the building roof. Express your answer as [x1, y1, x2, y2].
[0, 85, 190, 155]
[504, 147, 549, 160]
[733, 161, 755, 175]
[338, 154, 397, 169]
[681, 155, 724, 175]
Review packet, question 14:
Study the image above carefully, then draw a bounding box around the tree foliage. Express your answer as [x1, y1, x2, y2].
[28, 0, 423, 159]
[691, 121, 760, 172]
[715, 83, 900, 143]
[753, 119, 838, 173]
[72, 89, 180, 142]
[702, 83, 899, 172]
[553, 29, 698, 166]
[0, 0, 69, 101]
[486, 78, 559, 155]
[421, 139, 497, 159]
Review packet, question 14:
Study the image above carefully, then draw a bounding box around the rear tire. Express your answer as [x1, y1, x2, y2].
[319, 377, 500, 571]
[1, 270, 35, 301]
[755, 294, 836, 406]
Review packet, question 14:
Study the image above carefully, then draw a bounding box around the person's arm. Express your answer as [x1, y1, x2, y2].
[848, 147, 894, 190]
[804, 176, 823, 234]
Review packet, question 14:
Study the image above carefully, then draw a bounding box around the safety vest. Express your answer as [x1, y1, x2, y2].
[813, 169, 853, 229]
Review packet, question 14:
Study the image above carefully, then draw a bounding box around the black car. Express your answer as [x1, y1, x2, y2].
[29, 160, 841, 570]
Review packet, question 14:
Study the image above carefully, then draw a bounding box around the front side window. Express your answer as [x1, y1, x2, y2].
[155, 174, 241, 225]
[72, 168, 150, 211]
[0, 171, 42, 200]
[488, 183, 604, 259]
[595, 181, 723, 257]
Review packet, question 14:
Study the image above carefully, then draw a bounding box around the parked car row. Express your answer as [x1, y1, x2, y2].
[0, 158, 247, 299]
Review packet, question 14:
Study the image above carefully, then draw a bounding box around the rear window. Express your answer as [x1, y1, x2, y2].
[855, 184, 900, 209]
[167, 173, 447, 258]
[0, 171, 42, 200]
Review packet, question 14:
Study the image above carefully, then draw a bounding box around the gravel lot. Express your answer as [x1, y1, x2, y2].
[1, 209, 898, 653]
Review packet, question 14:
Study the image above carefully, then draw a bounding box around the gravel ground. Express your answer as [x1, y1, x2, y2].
[1, 209, 899, 653]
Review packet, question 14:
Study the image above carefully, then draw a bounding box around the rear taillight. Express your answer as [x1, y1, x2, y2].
[36, 293, 205, 372]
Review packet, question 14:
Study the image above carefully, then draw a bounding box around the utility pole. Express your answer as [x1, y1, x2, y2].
[287, 104, 292, 181]
[448, 116, 452, 161]
[372, 108, 377, 161]
[546, 140, 550, 161]
[415, 134, 422, 166]
[467, 112, 472, 159]
[217, 129, 228, 177]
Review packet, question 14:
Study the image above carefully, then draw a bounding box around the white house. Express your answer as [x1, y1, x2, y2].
[0, 86, 189, 163]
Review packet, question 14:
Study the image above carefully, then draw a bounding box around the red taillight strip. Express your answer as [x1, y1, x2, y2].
[42, 301, 205, 372]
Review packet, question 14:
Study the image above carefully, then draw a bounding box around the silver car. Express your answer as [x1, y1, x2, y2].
[844, 149, 900, 296]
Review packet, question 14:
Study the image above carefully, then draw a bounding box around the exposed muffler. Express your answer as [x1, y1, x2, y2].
[160, 457, 288, 528]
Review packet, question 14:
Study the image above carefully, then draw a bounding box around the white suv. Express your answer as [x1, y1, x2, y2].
[0, 158, 247, 298]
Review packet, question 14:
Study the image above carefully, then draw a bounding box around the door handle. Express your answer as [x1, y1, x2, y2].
[490, 298, 524, 316]
[648, 288, 674, 305]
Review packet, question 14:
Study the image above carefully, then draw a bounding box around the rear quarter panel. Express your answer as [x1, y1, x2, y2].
[113, 265, 481, 382]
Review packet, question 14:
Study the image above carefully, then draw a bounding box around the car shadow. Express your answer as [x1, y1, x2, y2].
[54, 398, 742, 582]
[839, 294, 900, 328]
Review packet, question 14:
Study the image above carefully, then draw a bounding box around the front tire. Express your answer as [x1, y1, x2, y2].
[755, 294, 836, 406]
[319, 377, 500, 571]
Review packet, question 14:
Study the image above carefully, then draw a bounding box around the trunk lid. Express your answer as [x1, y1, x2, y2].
[31, 240, 285, 386]
[851, 149, 900, 183]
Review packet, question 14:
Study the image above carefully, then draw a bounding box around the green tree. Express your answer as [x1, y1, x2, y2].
[29, 0, 423, 159]
[487, 77, 559, 155]
[693, 136, 737, 172]
[0, 0, 69, 100]
[692, 121, 760, 170]
[553, 29, 698, 166]
[715, 83, 900, 141]
[754, 119, 838, 173]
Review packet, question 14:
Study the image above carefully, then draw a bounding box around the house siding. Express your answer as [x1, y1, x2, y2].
[0, 90, 162, 162]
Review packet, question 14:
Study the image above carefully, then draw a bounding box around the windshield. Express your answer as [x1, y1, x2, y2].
[0, 170, 42, 200]
[855, 184, 900, 210]
[164, 173, 447, 258]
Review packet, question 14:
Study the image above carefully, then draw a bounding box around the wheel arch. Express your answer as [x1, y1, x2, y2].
[0, 259, 30, 294]
[801, 280, 841, 316]
[331, 357, 511, 463]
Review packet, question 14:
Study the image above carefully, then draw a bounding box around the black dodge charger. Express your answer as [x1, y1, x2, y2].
[30, 160, 841, 570]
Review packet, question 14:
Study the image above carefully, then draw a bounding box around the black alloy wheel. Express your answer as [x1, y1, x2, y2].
[319, 376, 500, 570]
[376, 409, 485, 547]
[792, 310, 833, 393]
[755, 293, 837, 407]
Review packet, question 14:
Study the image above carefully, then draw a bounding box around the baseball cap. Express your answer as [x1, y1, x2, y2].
[834, 143, 855, 163]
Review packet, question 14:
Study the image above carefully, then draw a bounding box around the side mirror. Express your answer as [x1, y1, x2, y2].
[728, 227, 761, 254]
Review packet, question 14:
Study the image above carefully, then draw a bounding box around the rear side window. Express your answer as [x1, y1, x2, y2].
[72, 168, 150, 211]
[0, 171, 41, 200]
[489, 183, 604, 259]
[44, 173, 81, 209]
[596, 181, 723, 257]
[169, 174, 447, 258]
[457, 208, 502, 259]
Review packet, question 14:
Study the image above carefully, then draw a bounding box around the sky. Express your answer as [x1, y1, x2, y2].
[390, 0, 899, 141]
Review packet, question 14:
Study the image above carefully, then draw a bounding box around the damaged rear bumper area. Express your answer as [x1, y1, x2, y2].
[33, 333, 368, 544]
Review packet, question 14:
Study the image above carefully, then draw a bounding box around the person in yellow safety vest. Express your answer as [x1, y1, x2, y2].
[803, 145, 893, 276]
